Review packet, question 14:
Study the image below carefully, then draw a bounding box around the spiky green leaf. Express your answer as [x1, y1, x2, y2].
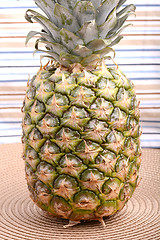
[81, 54, 100, 66]
[25, 9, 40, 23]
[96, 0, 119, 25]
[109, 35, 124, 47]
[87, 39, 112, 51]
[60, 28, 84, 51]
[117, 0, 127, 9]
[59, 52, 82, 67]
[117, 4, 136, 18]
[35, 38, 50, 51]
[94, 47, 115, 59]
[34, 0, 57, 24]
[25, 30, 53, 46]
[98, 8, 117, 38]
[34, 39, 60, 61]
[39, 55, 56, 62]
[36, 39, 69, 55]
[72, 45, 93, 58]
[50, 42, 69, 55]
[73, 1, 96, 26]
[90, 0, 102, 9]
[107, 23, 131, 41]
[57, 0, 78, 11]
[54, 3, 80, 32]
[25, 9, 60, 42]
[107, 13, 132, 38]
[78, 20, 98, 44]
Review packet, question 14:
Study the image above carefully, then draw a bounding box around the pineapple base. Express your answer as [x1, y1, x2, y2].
[22, 62, 141, 223]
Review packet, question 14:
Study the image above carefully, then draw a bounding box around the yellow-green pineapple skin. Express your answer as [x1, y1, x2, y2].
[22, 63, 141, 222]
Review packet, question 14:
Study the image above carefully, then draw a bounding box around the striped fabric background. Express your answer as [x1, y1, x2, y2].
[0, 0, 160, 148]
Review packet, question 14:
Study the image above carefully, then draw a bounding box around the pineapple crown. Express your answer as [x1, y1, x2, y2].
[25, 0, 136, 68]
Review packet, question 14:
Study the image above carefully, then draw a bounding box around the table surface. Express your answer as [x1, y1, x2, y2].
[0, 143, 160, 240]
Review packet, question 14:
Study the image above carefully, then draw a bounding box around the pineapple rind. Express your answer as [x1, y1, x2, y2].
[22, 64, 141, 221]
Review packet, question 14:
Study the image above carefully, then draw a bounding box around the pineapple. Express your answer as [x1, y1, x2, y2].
[22, 0, 141, 226]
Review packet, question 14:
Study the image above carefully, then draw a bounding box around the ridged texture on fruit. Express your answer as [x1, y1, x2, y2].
[25, 0, 136, 67]
[22, 63, 141, 221]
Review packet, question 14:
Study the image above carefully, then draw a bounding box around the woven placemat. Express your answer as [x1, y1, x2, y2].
[0, 143, 160, 240]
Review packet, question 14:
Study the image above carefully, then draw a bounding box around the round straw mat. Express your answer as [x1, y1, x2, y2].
[0, 143, 160, 240]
